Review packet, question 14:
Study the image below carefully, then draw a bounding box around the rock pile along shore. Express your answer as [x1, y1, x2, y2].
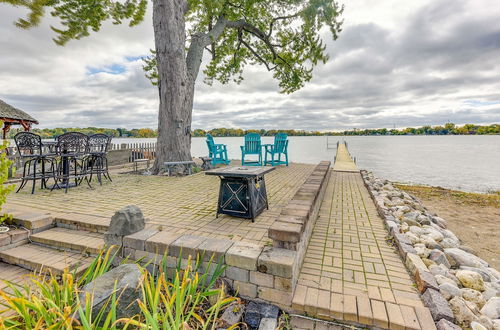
[362, 171, 500, 330]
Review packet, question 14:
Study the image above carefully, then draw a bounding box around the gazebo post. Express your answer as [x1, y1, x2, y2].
[2, 122, 11, 139]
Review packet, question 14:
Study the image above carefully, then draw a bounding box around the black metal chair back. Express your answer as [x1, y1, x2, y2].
[56, 132, 88, 155]
[88, 134, 111, 153]
[14, 132, 43, 156]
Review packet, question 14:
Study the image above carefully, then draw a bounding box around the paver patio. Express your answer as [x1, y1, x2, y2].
[4, 163, 315, 245]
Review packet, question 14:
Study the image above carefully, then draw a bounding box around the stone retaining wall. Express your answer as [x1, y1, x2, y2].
[362, 171, 500, 330]
[117, 229, 296, 310]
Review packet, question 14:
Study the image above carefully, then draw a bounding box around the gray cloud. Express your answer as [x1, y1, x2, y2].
[0, 0, 499, 131]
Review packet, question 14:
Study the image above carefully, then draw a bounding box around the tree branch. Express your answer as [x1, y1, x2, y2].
[186, 16, 227, 80]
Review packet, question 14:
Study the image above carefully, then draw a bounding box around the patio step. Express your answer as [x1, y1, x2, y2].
[0, 262, 33, 317]
[30, 227, 105, 255]
[0, 244, 94, 276]
[54, 213, 110, 233]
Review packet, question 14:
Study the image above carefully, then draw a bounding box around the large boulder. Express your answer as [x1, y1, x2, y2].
[105, 206, 145, 246]
[460, 288, 486, 309]
[456, 270, 486, 292]
[439, 283, 462, 301]
[422, 289, 455, 322]
[79, 264, 143, 320]
[480, 297, 500, 319]
[444, 248, 489, 268]
[449, 296, 481, 329]
[429, 249, 451, 269]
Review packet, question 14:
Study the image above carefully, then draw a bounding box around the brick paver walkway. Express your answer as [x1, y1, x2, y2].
[5, 163, 314, 245]
[292, 145, 435, 329]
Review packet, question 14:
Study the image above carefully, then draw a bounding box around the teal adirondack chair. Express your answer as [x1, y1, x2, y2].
[264, 133, 289, 166]
[206, 134, 230, 165]
[240, 133, 262, 166]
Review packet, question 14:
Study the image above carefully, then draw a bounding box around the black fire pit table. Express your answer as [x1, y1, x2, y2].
[205, 166, 275, 221]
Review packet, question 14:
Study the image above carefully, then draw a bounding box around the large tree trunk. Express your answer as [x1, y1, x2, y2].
[152, 0, 194, 174]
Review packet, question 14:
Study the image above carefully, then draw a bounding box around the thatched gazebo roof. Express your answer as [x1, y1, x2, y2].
[0, 99, 39, 139]
[0, 99, 38, 124]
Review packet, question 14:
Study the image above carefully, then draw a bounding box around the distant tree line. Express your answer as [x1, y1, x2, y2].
[6, 123, 499, 139]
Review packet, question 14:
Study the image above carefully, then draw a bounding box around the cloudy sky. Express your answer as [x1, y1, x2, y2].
[1, 0, 499, 131]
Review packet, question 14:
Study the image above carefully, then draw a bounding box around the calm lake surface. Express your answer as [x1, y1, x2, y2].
[112, 136, 500, 193]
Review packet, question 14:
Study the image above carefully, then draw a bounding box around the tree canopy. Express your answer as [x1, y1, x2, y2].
[4, 0, 344, 93]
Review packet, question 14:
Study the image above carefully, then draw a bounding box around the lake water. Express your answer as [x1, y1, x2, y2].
[112, 135, 500, 193]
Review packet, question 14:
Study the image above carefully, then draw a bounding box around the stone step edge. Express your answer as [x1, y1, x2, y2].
[0, 245, 92, 276]
[54, 213, 110, 233]
[30, 230, 104, 255]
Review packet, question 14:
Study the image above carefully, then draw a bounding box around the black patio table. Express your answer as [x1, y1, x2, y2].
[205, 166, 275, 221]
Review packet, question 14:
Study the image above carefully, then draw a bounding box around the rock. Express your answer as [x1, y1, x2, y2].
[445, 273, 462, 286]
[460, 266, 492, 282]
[401, 222, 409, 232]
[429, 250, 452, 269]
[403, 211, 420, 222]
[459, 245, 478, 255]
[456, 270, 486, 291]
[423, 258, 437, 268]
[433, 217, 448, 228]
[219, 302, 245, 328]
[105, 205, 145, 246]
[244, 301, 279, 328]
[477, 316, 494, 330]
[403, 217, 419, 227]
[439, 283, 462, 300]
[441, 238, 460, 249]
[386, 221, 399, 232]
[415, 269, 439, 293]
[415, 245, 430, 258]
[445, 248, 489, 268]
[421, 235, 442, 250]
[79, 264, 142, 320]
[436, 275, 459, 287]
[422, 289, 455, 322]
[449, 296, 480, 329]
[244, 301, 262, 328]
[460, 288, 486, 309]
[410, 226, 425, 236]
[398, 205, 412, 213]
[258, 318, 278, 330]
[471, 321, 488, 330]
[482, 284, 500, 301]
[430, 264, 448, 277]
[493, 319, 500, 330]
[436, 319, 461, 330]
[480, 297, 500, 319]
[417, 214, 431, 225]
[487, 267, 500, 281]
[405, 232, 420, 245]
[406, 253, 429, 275]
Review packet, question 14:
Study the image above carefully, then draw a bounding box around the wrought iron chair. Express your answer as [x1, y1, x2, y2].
[87, 134, 112, 184]
[240, 133, 262, 166]
[52, 132, 91, 193]
[264, 133, 289, 166]
[206, 134, 230, 165]
[14, 132, 57, 194]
